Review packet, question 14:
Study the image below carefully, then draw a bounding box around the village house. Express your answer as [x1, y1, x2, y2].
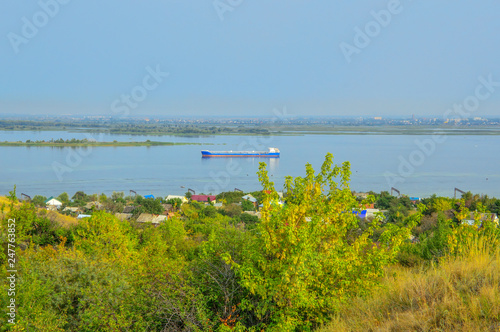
[122, 206, 136, 214]
[242, 194, 258, 208]
[63, 206, 82, 214]
[45, 197, 63, 210]
[354, 208, 381, 220]
[191, 195, 216, 203]
[165, 195, 188, 204]
[462, 212, 499, 226]
[115, 213, 133, 221]
[354, 192, 370, 199]
[85, 201, 104, 210]
[136, 213, 167, 225]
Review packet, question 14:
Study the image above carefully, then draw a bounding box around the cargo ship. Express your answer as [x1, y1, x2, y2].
[201, 147, 280, 158]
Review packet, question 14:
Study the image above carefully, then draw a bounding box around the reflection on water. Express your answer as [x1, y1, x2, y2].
[201, 156, 279, 169]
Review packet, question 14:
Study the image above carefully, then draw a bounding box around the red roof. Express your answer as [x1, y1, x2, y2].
[191, 195, 216, 202]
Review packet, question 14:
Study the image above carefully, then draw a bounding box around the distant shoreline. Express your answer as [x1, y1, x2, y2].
[1, 126, 500, 136]
[1, 118, 500, 136]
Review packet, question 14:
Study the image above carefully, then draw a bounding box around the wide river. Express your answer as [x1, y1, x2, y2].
[1, 130, 498, 198]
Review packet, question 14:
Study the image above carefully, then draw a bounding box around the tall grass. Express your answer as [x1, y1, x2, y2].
[319, 237, 500, 331]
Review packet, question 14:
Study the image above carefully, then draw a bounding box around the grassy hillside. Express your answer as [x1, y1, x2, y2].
[319, 239, 500, 331]
[0, 196, 77, 228]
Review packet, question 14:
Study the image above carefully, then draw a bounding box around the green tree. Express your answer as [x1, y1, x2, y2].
[241, 199, 255, 212]
[98, 193, 107, 203]
[166, 198, 183, 210]
[433, 197, 453, 213]
[111, 191, 125, 203]
[32, 195, 47, 207]
[225, 154, 417, 331]
[57, 192, 69, 204]
[8, 185, 17, 203]
[202, 205, 218, 218]
[216, 191, 244, 204]
[72, 191, 89, 202]
[220, 204, 242, 218]
[141, 198, 164, 215]
[375, 191, 396, 209]
[240, 212, 259, 229]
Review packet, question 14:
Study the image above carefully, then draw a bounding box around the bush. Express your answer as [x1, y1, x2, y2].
[225, 154, 417, 330]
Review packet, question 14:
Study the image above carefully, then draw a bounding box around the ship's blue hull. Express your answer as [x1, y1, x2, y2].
[201, 150, 280, 158]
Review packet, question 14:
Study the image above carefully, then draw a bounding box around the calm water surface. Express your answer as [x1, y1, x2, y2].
[1, 131, 498, 198]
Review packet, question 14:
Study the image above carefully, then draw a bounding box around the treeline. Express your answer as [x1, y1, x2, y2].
[25, 138, 93, 144]
[1, 154, 499, 331]
[0, 120, 271, 135]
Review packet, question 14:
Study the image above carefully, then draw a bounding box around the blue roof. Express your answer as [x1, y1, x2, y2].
[144, 195, 155, 199]
[353, 210, 367, 218]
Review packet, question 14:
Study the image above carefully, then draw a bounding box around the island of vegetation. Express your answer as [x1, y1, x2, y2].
[1, 154, 499, 331]
[0, 138, 206, 147]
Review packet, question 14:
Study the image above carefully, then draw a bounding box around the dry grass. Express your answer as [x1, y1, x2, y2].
[319, 240, 500, 332]
[44, 210, 78, 228]
[0, 196, 22, 218]
[0, 196, 78, 228]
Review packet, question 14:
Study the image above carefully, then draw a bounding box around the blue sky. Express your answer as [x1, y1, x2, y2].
[1, 0, 499, 117]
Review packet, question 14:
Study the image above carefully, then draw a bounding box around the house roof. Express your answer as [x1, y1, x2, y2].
[45, 198, 62, 206]
[191, 195, 216, 202]
[166, 195, 188, 203]
[242, 194, 258, 203]
[63, 207, 81, 212]
[123, 206, 136, 213]
[136, 213, 167, 224]
[115, 213, 133, 221]
[85, 201, 104, 209]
